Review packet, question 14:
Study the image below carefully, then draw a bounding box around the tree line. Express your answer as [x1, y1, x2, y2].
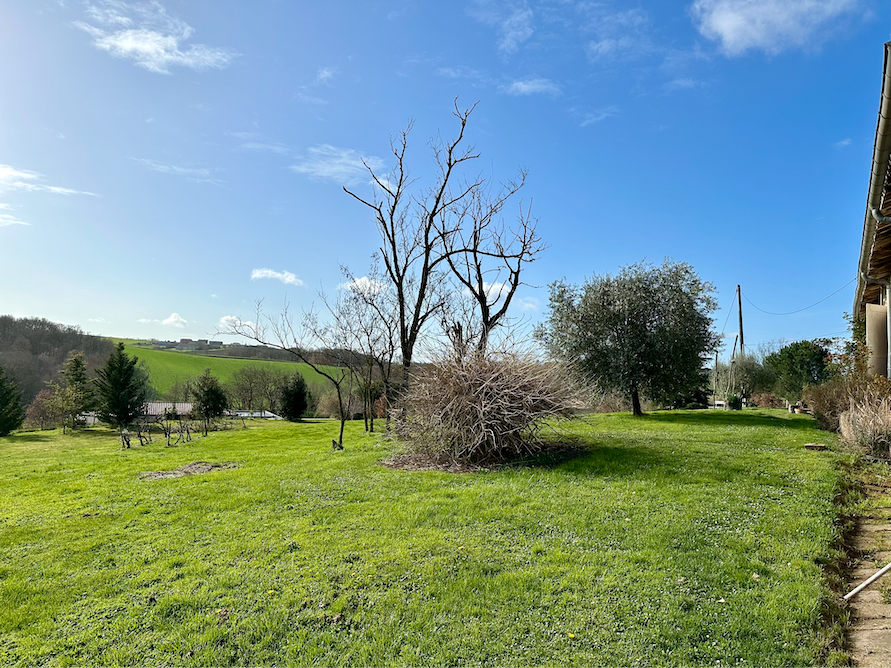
[0, 315, 114, 405]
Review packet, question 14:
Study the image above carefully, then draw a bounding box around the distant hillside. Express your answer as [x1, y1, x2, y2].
[121, 343, 332, 399]
[0, 316, 113, 404]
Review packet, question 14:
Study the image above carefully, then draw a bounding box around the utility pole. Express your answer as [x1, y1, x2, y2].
[737, 284, 745, 358]
[713, 351, 718, 409]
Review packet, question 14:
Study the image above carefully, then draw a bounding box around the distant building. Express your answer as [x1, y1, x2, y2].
[143, 402, 194, 419]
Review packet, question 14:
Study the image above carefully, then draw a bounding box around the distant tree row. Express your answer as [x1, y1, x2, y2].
[0, 315, 114, 404]
[710, 339, 833, 406]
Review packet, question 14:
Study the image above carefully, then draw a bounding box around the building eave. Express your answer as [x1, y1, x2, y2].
[855, 41, 891, 317]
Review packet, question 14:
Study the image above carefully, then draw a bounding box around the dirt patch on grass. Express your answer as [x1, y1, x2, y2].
[140, 461, 239, 480]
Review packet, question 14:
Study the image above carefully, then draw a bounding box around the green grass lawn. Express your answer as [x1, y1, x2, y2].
[120, 344, 332, 399]
[0, 410, 850, 666]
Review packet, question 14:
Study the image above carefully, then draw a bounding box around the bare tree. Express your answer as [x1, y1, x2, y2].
[223, 303, 355, 449]
[344, 99, 539, 378]
[343, 100, 485, 384]
[441, 179, 543, 354]
[336, 260, 401, 431]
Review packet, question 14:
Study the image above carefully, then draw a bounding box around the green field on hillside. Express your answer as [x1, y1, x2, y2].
[0, 410, 852, 666]
[120, 343, 333, 399]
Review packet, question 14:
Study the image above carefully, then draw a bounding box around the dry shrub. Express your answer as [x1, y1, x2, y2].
[399, 349, 579, 463]
[803, 375, 891, 432]
[840, 391, 891, 458]
[749, 391, 783, 409]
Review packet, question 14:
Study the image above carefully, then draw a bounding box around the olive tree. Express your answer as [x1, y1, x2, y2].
[538, 259, 719, 416]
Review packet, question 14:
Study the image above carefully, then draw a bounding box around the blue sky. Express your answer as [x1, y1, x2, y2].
[1, 0, 888, 356]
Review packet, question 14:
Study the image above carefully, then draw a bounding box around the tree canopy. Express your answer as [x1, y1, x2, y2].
[764, 339, 832, 402]
[95, 343, 149, 442]
[192, 369, 229, 435]
[279, 373, 310, 421]
[538, 259, 719, 416]
[0, 365, 25, 437]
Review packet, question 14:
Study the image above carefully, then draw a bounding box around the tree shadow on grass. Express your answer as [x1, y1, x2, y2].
[9, 428, 118, 443]
[643, 409, 817, 431]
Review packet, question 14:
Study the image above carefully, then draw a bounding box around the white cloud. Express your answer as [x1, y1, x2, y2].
[465, 281, 510, 300]
[690, 0, 861, 56]
[339, 276, 385, 297]
[87, 317, 110, 323]
[502, 78, 560, 96]
[136, 318, 157, 324]
[162, 312, 187, 328]
[75, 1, 238, 73]
[316, 66, 336, 83]
[251, 268, 304, 287]
[218, 315, 254, 332]
[835, 137, 852, 148]
[132, 158, 221, 184]
[290, 145, 384, 185]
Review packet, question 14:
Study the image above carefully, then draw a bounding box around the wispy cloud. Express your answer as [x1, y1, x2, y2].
[691, 0, 861, 56]
[501, 78, 560, 96]
[290, 145, 384, 185]
[468, 1, 534, 55]
[572, 106, 619, 127]
[662, 78, 705, 93]
[583, 8, 652, 63]
[0, 208, 28, 227]
[75, 1, 238, 73]
[132, 158, 221, 184]
[0, 164, 96, 196]
[316, 66, 336, 83]
[251, 268, 304, 287]
[0, 164, 95, 228]
[835, 137, 852, 148]
[240, 142, 291, 155]
[498, 7, 534, 54]
[437, 66, 485, 80]
[295, 92, 328, 105]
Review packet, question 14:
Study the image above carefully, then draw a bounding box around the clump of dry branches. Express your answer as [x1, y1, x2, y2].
[398, 348, 580, 463]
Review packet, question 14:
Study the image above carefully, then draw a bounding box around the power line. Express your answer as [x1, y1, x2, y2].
[741, 277, 857, 316]
[720, 295, 736, 335]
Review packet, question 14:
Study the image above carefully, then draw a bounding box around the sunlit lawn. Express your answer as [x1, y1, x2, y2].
[0, 410, 848, 666]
